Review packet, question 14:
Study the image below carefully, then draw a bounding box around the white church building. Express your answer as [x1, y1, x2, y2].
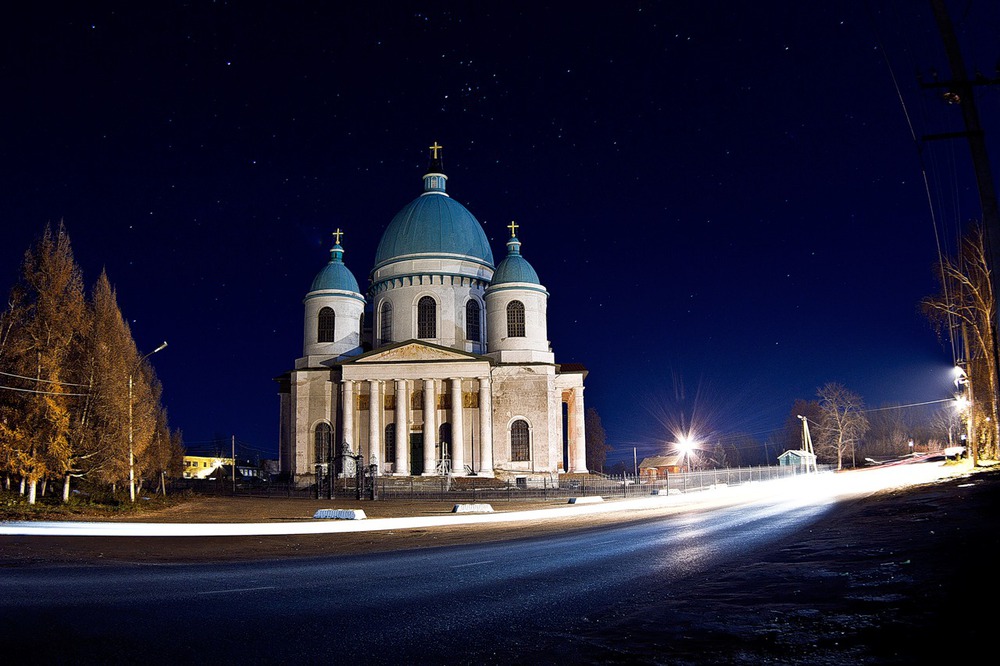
[277, 145, 588, 487]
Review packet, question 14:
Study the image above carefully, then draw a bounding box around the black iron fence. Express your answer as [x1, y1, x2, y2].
[171, 463, 832, 502]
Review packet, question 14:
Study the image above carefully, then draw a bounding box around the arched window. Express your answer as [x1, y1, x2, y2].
[318, 307, 336, 343]
[314, 422, 333, 464]
[466, 299, 481, 342]
[380, 301, 393, 345]
[507, 300, 525, 338]
[418, 296, 436, 339]
[510, 419, 530, 461]
[384, 423, 396, 466]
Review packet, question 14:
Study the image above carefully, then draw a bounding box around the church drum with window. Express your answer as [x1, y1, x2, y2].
[276, 146, 588, 486]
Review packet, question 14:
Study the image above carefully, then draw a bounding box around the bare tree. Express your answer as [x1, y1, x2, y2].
[863, 407, 912, 459]
[923, 222, 999, 462]
[815, 383, 870, 470]
[929, 403, 964, 449]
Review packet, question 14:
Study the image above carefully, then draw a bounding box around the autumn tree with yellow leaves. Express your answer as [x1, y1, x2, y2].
[0, 223, 180, 503]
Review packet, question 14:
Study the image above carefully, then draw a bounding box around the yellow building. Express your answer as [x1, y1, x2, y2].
[182, 455, 233, 479]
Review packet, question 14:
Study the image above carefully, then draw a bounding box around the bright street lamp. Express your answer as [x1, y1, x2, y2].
[677, 434, 696, 473]
[952, 364, 975, 465]
[129, 341, 167, 502]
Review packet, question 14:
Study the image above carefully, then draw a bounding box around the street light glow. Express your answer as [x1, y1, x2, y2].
[676, 434, 696, 455]
[673, 432, 698, 473]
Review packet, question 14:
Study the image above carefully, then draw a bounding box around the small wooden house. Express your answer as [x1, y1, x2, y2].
[639, 454, 683, 480]
[777, 449, 817, 468]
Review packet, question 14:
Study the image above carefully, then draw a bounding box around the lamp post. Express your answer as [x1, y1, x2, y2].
[954, 365, 975, 465]
[129, 341, 167, 502]
[677, 435, 695, 474]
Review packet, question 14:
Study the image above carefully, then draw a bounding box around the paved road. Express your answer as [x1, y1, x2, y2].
[0, 488, 841, 663]
[0, 464, 970, 664]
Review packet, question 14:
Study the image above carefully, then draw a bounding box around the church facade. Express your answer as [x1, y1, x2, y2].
[276, 146, 587, 486]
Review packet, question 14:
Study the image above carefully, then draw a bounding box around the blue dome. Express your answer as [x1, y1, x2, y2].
[491, 236, 541, 285]
[374, 173, 494, 268]
[309, 245, 361, 294]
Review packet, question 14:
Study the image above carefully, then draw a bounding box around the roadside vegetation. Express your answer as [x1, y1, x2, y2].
[0, 484, 190, 521]
[0, 223, 182, 506]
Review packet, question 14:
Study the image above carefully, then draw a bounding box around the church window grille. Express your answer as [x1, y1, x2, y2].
[380, 301, 392, 345]
[466, 300, 481, 342]
[318, 307, 336, 343]
[418, 296, 436, 339]
[385, 424, 396, 464]
[510, 420, 530, 461]
[507, 301, 526, 338]
[314, 422, 333, 464]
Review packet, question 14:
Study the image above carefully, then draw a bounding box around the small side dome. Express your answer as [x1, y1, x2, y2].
[310, 237, 361, 294]
[491, 231, 540, 286]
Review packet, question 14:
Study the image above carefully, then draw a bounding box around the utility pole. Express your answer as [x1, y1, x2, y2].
[232, 434, 236, 493]
[924, 1, 1000, 445]
[798, 415, 817, 474]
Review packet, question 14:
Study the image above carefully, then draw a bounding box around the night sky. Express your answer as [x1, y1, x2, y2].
[2, 2, 998, 464]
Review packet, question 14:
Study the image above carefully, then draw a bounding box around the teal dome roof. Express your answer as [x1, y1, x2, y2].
[309, 244, 361, 294]
[492, 236, 541, 285]
[374, 171, 494, 268]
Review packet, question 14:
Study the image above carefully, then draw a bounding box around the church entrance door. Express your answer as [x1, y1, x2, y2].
[410, 433, 423, 476]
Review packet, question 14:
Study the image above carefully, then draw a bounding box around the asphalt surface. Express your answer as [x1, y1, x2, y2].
[3, 463, 996, 665]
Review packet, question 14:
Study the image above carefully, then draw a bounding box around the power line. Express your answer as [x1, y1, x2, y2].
[0, 383, 89, 397]
[0, 369, 90, 387]
[862, 398, 955, 413]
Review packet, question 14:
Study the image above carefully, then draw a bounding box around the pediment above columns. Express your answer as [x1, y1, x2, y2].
[342, 339, 492, 381]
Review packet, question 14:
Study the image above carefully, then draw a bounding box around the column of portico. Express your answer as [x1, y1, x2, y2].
[422, 379, 437, 475]
[451, 378, 464, 475]
[570, 387, 588, 473]
[395, 379, 408, 475]
[369, 380, 381, 472]
[342, 379, 355, 455]
[478, 377, 493, 475]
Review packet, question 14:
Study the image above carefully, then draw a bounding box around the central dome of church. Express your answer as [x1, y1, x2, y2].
[373, 157, 494, 269]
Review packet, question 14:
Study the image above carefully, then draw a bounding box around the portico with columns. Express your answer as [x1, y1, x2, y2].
[339, 342, 495, 476]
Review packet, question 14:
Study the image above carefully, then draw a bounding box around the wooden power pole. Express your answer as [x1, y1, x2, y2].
[924, 0, 1000, 459]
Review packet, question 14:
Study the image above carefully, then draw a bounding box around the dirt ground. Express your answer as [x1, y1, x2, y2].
[562, 465, 1000, 665]
[2, 466, 998, 664]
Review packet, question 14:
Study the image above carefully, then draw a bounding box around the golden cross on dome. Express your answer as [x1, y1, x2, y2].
[429, 141, 443, 160]
[332, 228, 343, 245]
[508, 220, 519, 237]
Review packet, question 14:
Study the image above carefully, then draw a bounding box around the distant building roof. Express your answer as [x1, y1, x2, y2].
[778, 449, 815, 459]
[639, 455, 682, 468]
[777, 449, 817, 465]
